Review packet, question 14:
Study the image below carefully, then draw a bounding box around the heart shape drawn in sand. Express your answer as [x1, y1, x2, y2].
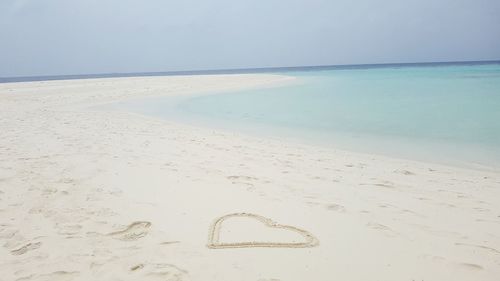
[207, 213, 319, 249]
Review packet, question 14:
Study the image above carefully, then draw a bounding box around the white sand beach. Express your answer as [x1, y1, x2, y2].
[1, 74, 499, 281]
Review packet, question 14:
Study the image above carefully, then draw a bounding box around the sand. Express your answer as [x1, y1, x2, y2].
[0, 74, 499, 281]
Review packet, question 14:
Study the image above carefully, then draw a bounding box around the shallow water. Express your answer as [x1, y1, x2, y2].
[115, 63, 500, 169]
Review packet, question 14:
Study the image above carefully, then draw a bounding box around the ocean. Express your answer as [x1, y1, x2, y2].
[9, 62, 498, 169]
[108, 62, 500, 169]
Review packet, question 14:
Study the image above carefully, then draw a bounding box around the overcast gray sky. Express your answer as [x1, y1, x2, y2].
[1, 0, 499, 77]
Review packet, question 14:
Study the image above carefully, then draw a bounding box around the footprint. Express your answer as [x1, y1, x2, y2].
[326, 204, 346, 213]
[160, 241, 180, 245]
[57, 224, 82, 235]
[227, 175, 257, 190]
[394, 169, 415, 175]
[359, 181, 396, 189]
[131, 263, 189, 281]
[373, 181, 396, 189]
[130, 264, 145, 271]
[367, 222, 398, 237]
[0, 227, 17, 239]
[455, 242, 500, 254]
[11, 242, 42, 255]
[227, 175, 258, 181]
[42, 271, 79, 281]
[17, 271, 79, 281]
[107, 221, 151, 241]
[367, 222, 391, 230]
[457, 263, 483, 271]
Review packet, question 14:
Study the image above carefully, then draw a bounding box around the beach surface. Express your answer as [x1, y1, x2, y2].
[1, 74, 499, 281]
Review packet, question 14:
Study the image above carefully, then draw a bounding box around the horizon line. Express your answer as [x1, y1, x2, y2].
[1, 59, 499, 83]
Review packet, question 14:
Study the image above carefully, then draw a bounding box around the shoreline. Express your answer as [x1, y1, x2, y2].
[111, 102, 500, 174]
[1, 74, 499, 281]
[104, 75, 500, 173]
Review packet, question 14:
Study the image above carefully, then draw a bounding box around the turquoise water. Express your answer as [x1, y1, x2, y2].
[117, 63, 500, 168]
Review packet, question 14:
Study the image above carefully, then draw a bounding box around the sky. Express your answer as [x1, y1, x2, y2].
[1, 0, 499, 77]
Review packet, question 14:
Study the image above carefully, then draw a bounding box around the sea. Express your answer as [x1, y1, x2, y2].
[4, 61, 500, 169]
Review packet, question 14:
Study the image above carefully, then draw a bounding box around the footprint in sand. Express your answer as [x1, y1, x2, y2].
[394, 169, 415, 175]
[455, 242, 500, 254]
[372, 181, 396, 189]
[107, 221, 151, 241]
[10, 241, 42, 255]
[16, 271, 79, 281]
[129, 263, 189, 281]
[227, 175, 259, 183]
[57, 224, 82, 235]
[366, 222, 399, 237]
[227, 175, 258, 190]
[326, 203, 346, 213]
[0, 226, 17, 239]
[457, 262, 483, 271]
